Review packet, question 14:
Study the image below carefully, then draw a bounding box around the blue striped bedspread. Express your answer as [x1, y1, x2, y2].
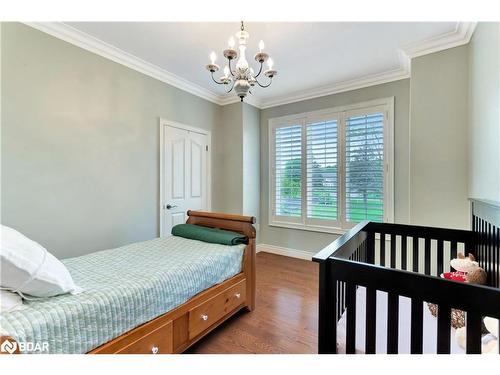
[0, 236, 245, 354]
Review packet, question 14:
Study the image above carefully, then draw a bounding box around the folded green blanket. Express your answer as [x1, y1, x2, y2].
[171, 224, 248, 246]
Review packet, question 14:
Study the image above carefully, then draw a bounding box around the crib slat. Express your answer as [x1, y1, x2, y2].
[497, 316, 500, 354]
[437, 305, 451, 354]
[365, 288, 377, 354]
[477, 220, 481, 265]
[450, 240, 457, 262]
[346, 283, 357, 354]
[367, 231, 375, 264]
[495, 227, 500, 288]
[480, 219, 485, 267]
[487, 224, 491, 283]
[437, 240, 444, 276]
[424, 238, 431, 275]
[413, 237, 419, 272]
[410, 298, 423, 354]
[387, 293, 399, 354]
[341, 282, 345, 319]
[492, 226, 497, 288]
[380, 233, 386, 266]
[390, 234, 396, 268]
[466, 312, 482, 354]
[401, 235, 407, 270]
[339, 282, 342, 317]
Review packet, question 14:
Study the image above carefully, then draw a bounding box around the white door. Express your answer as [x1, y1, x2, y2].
[161, 123, 210, 236]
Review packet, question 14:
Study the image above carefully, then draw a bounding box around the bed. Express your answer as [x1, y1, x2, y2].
[0, 210, 256, 354]
[313, 199, 500, 354]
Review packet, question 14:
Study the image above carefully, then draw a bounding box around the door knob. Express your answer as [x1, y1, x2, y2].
[165, 204, 178, 210]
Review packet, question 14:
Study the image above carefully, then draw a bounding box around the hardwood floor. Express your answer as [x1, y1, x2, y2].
[187, 252, 319, 354]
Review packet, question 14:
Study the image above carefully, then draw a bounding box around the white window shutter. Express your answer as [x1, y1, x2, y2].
[345, 113, 385, 223]
[306, 120, 338, 221]
[274, 125, 302, 218]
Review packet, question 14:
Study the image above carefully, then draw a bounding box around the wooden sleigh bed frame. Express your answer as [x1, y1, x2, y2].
[87, 210, 257, 354]
[1, 210, 256, 354]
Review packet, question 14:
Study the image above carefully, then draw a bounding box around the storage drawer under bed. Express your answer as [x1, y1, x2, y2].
[188, 279, 246, 339]
[117, 321, 173, 354]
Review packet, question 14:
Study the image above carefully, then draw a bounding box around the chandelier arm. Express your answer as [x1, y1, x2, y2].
[255, 76, 273, 88]
[225, 80, 235, 94]
[253, 61, 264, 78]
[228, 59, 236, 77]
[211, 71, 225, 85]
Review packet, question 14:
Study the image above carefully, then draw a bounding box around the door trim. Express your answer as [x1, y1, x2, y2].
[159, 118, 212, 237]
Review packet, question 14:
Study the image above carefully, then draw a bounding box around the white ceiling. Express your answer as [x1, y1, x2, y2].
[44, 22, 471, 107]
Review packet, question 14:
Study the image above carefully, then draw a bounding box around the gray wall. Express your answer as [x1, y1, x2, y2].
[468, 23, 500, 202]
[1, 23, 222, 258]
[212, 102, 243, 213]
[212, 102, 260, 224]
[409, 46, 470, 230]
[259, 80, 411, 253]
[242, 103, 260, 221]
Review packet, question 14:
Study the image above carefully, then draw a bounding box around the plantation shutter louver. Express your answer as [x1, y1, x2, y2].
[306, 120, 338, 221]
[274, 125, 302, 217]
[345, 112, 385, 223]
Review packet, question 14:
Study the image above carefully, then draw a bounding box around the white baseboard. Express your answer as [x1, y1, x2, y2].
[256, 244, 313, 261]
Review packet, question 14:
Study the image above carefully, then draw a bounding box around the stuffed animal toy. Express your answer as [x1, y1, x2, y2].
[427, 304, 465, 329]
[450, 253, 480, 274]
[465, 267, 488, 284]
[447, 254, 496, 353]
[428, 253, 487, 329]
[455, 317, 499, 354]
[483, 317, 499, 354]
[484, 317, 499, 340]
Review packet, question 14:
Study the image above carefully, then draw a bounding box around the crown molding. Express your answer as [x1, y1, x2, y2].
[24, 21, 476, 110]
[259, 67, 410, 109]
[258, 21, 475, 109]
[402, 22, 477, 59]
[24, 22, 224, 105]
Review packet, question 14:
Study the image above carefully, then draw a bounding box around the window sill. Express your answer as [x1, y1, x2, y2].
[268, 221, 348, 235]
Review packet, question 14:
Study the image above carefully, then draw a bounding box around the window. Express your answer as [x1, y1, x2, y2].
[269, 98, 394, 233]
[275, 124, 302, 218]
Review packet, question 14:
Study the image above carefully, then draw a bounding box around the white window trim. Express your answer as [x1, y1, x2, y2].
[268, 97, 395, 235]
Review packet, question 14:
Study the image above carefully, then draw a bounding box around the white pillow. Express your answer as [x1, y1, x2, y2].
[0, 290, 25, 313]
[0, 225, 82, 298]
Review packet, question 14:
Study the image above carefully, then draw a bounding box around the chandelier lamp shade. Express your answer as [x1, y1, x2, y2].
[206, 21, 277, 102]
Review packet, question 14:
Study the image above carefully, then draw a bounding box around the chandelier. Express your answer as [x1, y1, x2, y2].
[205, 21, 277, 102]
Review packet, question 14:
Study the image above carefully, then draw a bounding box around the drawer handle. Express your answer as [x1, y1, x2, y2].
[151, 346, 159, 354]
[235, 293, 241, 299]
[201, 314, 209, 321]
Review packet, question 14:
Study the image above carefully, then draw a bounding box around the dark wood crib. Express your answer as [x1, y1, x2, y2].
[313, 199, 500, 354]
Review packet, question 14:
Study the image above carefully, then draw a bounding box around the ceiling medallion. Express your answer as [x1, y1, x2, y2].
[206, 21, 277, 102]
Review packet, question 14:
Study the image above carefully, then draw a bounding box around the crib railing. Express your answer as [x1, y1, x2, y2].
[313, 202, 500, 354]
[472, 199, 500, 289]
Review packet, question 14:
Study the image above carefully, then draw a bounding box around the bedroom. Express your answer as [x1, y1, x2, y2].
[1, 0, 500, 370]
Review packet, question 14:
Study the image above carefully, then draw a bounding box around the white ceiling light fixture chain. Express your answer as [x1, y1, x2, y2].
[205, 21, 277, 102]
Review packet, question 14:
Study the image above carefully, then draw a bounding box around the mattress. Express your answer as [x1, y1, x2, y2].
[0, 236, 245, 354]
[336, 286, 467, 354]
